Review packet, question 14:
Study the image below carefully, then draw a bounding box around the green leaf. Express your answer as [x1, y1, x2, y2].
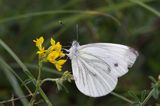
[152, 88, 160, 99]
[140, 90, 148, 102]
[149, 76, 157, 83]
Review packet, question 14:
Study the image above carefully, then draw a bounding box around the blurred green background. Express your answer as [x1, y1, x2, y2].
[0, 0, 160, 106]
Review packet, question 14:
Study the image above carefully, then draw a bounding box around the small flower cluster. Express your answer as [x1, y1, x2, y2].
[33, 36, 66, 71]
[56, 71, 74, 90]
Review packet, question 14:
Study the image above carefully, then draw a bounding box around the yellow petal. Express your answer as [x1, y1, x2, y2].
[33, 36, 44, 49]
[55, 42, 62, 51]
[59, 51, 65, 57]
[47, 51, 59, 62]
[50, 38, 55, 46]
[55, 64, 62, 71]
[57, 59, 66, 65]
[55, 59, 66, 71]
[37, 47, 45, 54]
[49, 38, 59, 51]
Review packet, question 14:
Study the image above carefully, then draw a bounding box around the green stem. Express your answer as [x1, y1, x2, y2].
[141, 81, 160, 106]
[39, 89, 52, 106]
[29, 61, 43, 106]
[32, 62, 52, 106]
[41, 78, 58, 85]
[111, 92, 134, 104]
[141, 89, 154, 106]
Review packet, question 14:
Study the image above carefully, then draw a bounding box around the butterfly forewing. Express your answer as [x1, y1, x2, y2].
[79, 43, 138, 77]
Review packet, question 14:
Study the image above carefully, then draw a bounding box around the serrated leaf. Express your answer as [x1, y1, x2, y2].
[149, 76, 157, 83]
[128, 91, 139, 102]
[140, 90, 147, 102]
[152, 88, 160, 99]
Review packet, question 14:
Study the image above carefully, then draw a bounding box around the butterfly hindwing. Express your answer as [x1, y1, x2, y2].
[72, 52, 118, 97]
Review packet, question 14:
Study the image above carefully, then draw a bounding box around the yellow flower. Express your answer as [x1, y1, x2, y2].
[34, 36, 66, 71]
[37, 47, 45, 55]
[47, 51, 59, 63]
[54, 42, 62, 51]
[47, 50, 66, 71]
[55, 60, 66, 71]
[50, 38, 62, 51]
[50, 38, 55, 46]
[33, 36, 46, 56]
[49, 38, 65, 57]
[49, 38, 56, 51]
[33, 36, 44, 49]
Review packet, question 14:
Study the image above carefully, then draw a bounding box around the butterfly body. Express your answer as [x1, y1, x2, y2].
[67, 41, 138, 97]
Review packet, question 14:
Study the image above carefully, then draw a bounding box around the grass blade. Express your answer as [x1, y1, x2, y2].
[0, 57, 29, 106]
[0, 39, 34, 81]
[0, 39, 52, 105]
[0, 10, 120, 25]
[10, 63, 63, 75]
[130, 0, 160, 17]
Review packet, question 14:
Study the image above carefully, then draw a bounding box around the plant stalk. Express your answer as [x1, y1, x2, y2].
[141, 81, 160, 106]
[111, 92, 134, 104]
[29, 61, 43, 106]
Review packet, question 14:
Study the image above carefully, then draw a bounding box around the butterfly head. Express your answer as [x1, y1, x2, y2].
[67, 40, 80, 59]
[72, 40, 79, 46]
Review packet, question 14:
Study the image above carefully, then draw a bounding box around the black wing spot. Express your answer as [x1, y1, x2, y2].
[114, 63, 118, 67]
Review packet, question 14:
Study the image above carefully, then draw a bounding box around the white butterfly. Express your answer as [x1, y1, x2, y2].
[67, 41, 138, 97]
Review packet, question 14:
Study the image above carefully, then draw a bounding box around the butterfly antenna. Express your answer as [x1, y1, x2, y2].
[76, 24, 79, 41]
